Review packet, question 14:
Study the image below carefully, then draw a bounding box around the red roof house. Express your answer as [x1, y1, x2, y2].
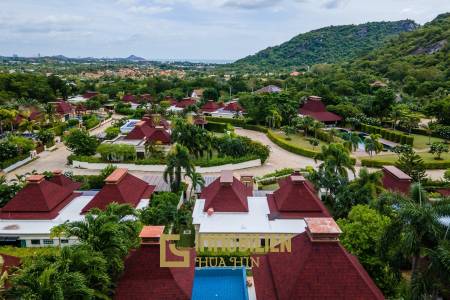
[123, 94, 138, 104]
[0, 175, 81, 219]
[55, 100, 73, 116]
[224, 101, 243, 112]
[125, 121, 171, 144]
[140, 94, 153, 102]
[299, 96, 342, 123]
[81, 169, 155, 213]
[382, 166, 412, 194]
[267, 173, 330, 220]
[252, 217, 384, 300]
[200, 171, 252, 212]
[142, 115, 170, 129]
[201, 100, 222, 112]
[82, 91, 98, 99]
[175, 98, 196, 108]
[115, 226, 195, 300]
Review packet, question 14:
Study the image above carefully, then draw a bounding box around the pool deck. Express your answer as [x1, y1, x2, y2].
[247, 276, 257, 300]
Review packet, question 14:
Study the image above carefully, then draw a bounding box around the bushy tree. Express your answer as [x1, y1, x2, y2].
[394, 145, 426, 182]
[64, 129, 99, 156]
[430, 142, 449, 160]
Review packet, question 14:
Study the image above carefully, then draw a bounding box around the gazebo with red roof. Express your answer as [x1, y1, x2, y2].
[267, 173, 330, 220]
[81, 169, 155, 213]
[299, 96, 342, 124]
[200, 170, 252, 213]
[0, 175, 81, 220]
[252, 217, 385, 300]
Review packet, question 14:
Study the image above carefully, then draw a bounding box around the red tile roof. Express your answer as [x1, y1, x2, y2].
[142, 115, 170, 129]
[299, 96, 342, 122]
[252, 228, 384, 300]
[123, 94, 138, 104]
[125, 122, 171, 144]
[140, 94, 153, 102]
[115, 244, 195, 300]
[82, 91, 98, 99]
[268, 174, 330, 219]
[0, 175, 81, 219]
[224, 101, 243, 112]
[49, 170, 82, 191]
[175, 98, 196, 108]
[201, 100, 221, 112]
[382, 166, 412, 194]
[55, 101, 72, 115]
[1, 254, 21, 274]
[437, 188, 450, 197]
[200, 171, 252, 212]
[139, 226, 165, 239]
[81, 169, 155, 213]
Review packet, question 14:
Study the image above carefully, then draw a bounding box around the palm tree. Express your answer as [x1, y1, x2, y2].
[420, 122, 433, 145]
[50, 222, 68, 248]
[271, 109, 282, 128]
[185, 170, 205, 199]
[381, 184, 450, 290]
[343, 132, 362, 152]
[315, 143, 355, 178]
[390, 105, 404, 130]
[18, 119, 38, 133]
[164, 143, 194, 192]
[311, 121, 324, 139]
[364, 134, 383, 157]
[298, 116, 315, 137]
[43, 103, 56, 125]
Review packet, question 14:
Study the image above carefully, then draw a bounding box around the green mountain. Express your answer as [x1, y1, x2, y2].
[349, 13, 449, 95]
[234, 20, 418, 68]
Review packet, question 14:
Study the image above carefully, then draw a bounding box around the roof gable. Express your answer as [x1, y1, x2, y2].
[49, 171, 82, 191]
[200, 172, 251, 212]
[268, 175, 330, 219]
[81, 169, 154, 213]
[124, 122, 153, 140]
[254, 231, 384, 300]
[2, 176, 74, 213]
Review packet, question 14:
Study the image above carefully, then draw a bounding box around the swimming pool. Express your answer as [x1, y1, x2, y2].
[191, 267, 249, 300]
[119, 119, 139, 134]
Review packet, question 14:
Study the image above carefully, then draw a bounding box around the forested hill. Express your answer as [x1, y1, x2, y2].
[349, 13, 449, 97]
[233, 20, 418, 68]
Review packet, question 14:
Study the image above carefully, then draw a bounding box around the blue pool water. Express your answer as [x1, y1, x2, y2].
[191, 267, 249, 300]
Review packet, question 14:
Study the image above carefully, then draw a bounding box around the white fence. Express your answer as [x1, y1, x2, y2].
[72, 159, 261, 173]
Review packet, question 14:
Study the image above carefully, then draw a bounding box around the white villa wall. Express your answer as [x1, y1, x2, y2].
[72, 159, 261, 173]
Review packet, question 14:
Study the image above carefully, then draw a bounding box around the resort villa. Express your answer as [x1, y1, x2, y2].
[192, 170, 330, 250]
[0, 169, 154, 247]
[298, 96, 342, 125]
[68, 91, 99, 103]
[200, 100, 244, 118]
[107, 115, 171, 158]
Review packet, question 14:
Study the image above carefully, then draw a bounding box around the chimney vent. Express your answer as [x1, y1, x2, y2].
[305, 218, 342, 242]
[27, 175, 45, 184]
[139, 226, 165, 245]
[105, 168, 128, 184]
[207, 208, 214, 216]
[53, 169, 63, 176]
[240, 175, 254, 189]
[291, 175, 305, 184]
[220, 170, 233, 186]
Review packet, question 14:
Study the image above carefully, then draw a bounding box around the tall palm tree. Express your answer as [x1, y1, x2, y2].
[185, 170, 205, 199]
[343, 132, 362, 152]
[390, 105, 404, 130]
[43, 103, 56, 125]
[164, 143, 194, 192]
[311, 120, 324, 139]
[364, 134, 383, 157]
[381, 184, 450, 289]
[298, 116, 315, 137]
[315, 143, 355, 178]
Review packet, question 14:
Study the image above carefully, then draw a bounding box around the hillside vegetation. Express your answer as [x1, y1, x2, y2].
[234, 20, 418, 68]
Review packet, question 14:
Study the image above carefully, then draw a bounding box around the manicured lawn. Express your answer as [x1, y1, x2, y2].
[271, 132, 327, 151]
[0, 246, 60, 258]
[363, 152, 450, 163]
[410, 134, 444, 150]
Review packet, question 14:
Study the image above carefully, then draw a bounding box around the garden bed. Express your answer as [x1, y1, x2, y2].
[361, 152, 450, 169]
[1, 155, 33, 173]
[267, 130, 321, 158]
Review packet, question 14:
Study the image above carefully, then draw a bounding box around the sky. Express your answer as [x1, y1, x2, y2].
[0, 0, 449, 60]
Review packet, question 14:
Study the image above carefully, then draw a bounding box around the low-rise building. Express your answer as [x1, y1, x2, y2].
[298, 96, 342, 125]
[382, 165, 412, 194]
[0, 169, 154, 247]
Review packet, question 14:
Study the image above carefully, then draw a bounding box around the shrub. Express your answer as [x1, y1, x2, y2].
[444, 169, 450, 182]
[242, 124, 268, 133]
[7, 136, 35, 154]
[0, 154, 29, 169]
[205, 121, 229, 133]
[66, 119, 80, 127]
[82, 115, 100, 129]
[105, 127, 120, 140]
[96, 144, 136, 162]
[205, 116, 247, 127]
[0, 141, 19, 162]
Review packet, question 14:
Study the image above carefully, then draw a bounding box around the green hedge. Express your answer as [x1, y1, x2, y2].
[205, 116, 247, 127]
[205, 121, 233, 133]
[194, 155, 259, 167]
[267, 130, 319, 158]
[0, 154, 29, 169]
[316, 129, 334, 143]
[361, 158, 450, 170]
[361, 124, 414, 146]
[242, 124, 268, 133]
